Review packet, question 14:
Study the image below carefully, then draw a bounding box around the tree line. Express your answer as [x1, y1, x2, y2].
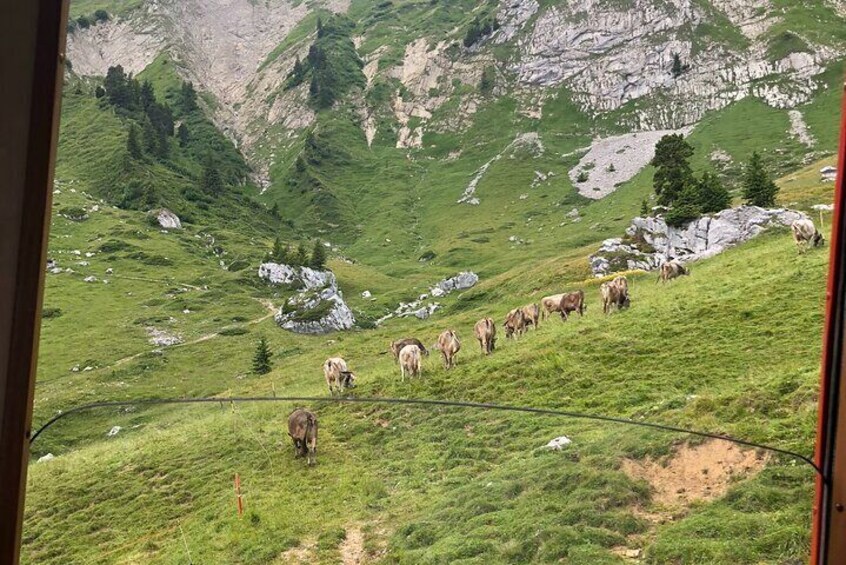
[269, 237, 328, 270]
[285, 15, 365, 110]
[649, 134, 779, 226]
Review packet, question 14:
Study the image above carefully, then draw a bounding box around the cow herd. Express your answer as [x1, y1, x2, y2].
[288, 217, 827, 464]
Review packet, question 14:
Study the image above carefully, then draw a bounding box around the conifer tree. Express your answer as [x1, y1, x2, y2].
[177, 123, 190, 147]
[252, 337, 272, 375]
[310, 240, 327, 270]
[742, 151, 779, 207]
[126, 124, 143, 160]
[697, 171, 731, 213]
[651, 134, 694, 206]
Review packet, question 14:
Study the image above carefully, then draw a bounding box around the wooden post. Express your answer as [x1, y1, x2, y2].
[234, 474, 244, 517]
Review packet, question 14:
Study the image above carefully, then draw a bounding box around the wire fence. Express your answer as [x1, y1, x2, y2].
[29, 395, 823, 477]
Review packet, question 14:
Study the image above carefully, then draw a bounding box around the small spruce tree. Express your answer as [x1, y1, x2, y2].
[742, 151, 779, 207]
[126, 124, 143, 160]
[271, 236, 288, 263]
[671, 53, 683, 78]
[294, 242, 309, 267]
[177, 123, 189, 147]
[200, 161, 224, 195]
[310, 240, 327, 270]
[697, 171, 731, 213]
[252, 337, 272, 375]
[640, 198, 650, 217]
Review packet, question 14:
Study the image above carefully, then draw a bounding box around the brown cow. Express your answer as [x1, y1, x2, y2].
[287, 408, 318, 465]
[791, 218, 825, 253]
[390, 338, 429, 360]
[503, 308, 527, 339]
[520, 303, 540, 330]
[323, 357, 356, 396]
[473, 317, 496, 355]
[658, 260, 689, 283]
[437, 329, 461, 369]
[540, 294, 565, 320]
[601, 276, 630, 314]
[557, 290, 586, 320]
[398, 344, 422, 381]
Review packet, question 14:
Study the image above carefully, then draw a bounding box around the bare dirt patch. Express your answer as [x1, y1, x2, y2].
[622, 440, 769, 508]
[340, 525, 365, 565]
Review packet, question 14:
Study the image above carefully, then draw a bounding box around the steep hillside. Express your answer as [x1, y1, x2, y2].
[23, 0, 845, 563]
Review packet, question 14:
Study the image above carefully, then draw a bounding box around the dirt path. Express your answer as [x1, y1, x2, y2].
[340, 525, 365, 565]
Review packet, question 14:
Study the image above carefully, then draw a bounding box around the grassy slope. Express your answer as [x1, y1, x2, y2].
[25, 223, 828, 564]
[25, 0, 844, 562]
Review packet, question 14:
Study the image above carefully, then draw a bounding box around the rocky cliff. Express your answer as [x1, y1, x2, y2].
[258, 262, 355, 334]
[590, 206, 809, 276]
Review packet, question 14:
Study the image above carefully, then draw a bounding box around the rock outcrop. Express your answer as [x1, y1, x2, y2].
[590, 206, 808, 276]
[153, 208, 182, 230]
[431, 271, 479, 296]
[258, 262, 355, 334]
[513, 0, 842, 130]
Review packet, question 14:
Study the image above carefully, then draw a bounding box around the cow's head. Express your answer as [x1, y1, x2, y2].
[341, 371, 356, 389]
[814, 232, 826, 247]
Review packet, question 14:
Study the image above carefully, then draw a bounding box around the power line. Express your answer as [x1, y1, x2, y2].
[29, 395, 823, 477]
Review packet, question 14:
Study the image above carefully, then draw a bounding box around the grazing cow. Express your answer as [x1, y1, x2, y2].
[390, 337, 428, 360]
[437, 329, 461, 369]
[323, 357, 356, 396]
[473, 317, 496, 355]
[541, 294, 566, 320]
[398, 344, 422, 381]
[557, 290, 586, 320]
[287, 408, 318, 465]
[658, 260, 689, 283]
[791, 219, 825, 253]
[520, 303, 541, 330]
[503, 308, 527, 339]
[601, 276, 631, 314]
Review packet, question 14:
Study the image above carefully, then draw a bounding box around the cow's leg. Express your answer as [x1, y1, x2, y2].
[400, 365, 406, 382]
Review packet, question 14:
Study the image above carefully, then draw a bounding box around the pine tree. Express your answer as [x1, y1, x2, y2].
[742, 151, 779, 207]
[640, 198, 650, 217]
[177, 123, 190, 147]
[270, 202, 280, 218]
[651, 134, 694, 206]
[664, 185, 702, 228]
[94, 85, 106, 99]
[142, 119, 158, 155]
[179, 81, 198, 113]
[671, 53, 683, 78]
[155, 127, 170, 160]
[252, 337, 272, 375]
[126, 124, 143, 160]
[271, 236, 288, 263]
[140, 80, 155, 110]
[697, 171, 731, 213]
[316, 17, 324, 37]
[310, 240, 327, 270]
[200, 161, 224, 195]
[294, 242, 309, 267]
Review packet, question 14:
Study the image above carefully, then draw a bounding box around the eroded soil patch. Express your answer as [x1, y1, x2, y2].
[622, 439, 769, 507]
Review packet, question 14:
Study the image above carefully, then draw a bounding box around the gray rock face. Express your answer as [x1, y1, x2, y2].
[590, 206, 808, 276]
[154, 208, 182, 230]
[512, 0, 841, 129]
[432, 271, 479, 296]
[258, 262, 355, 334]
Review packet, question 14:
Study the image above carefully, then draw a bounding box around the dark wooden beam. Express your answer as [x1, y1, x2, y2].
[811, 75, 846, 564]
[0, 0, 67, 562]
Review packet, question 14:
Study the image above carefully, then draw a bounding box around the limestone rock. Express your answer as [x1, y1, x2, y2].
[590, 206, 808, 276]
[153, 208, 182, 230]
[259, 262, 355, 334]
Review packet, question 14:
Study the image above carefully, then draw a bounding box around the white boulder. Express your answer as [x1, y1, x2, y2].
[154, 208, 182, 230]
